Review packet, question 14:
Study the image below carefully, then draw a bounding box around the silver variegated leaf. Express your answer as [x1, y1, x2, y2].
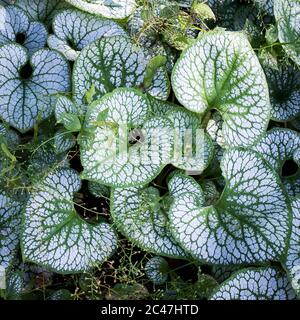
[145, 256, 169, 285]
[12, 0, 70, 25]
[0, 191, 22, 269]
[0, 6, 47, 55]
[0, 44, 71, 132]
[80, 89, 173, 187]
[264, 65, 300, 122]
[284, 197, 300, 297]
[48, 9, 126, 61]
[53, 129, 76, 154]
[253, 128, 300, 197]
[73, 36, 170, 104]
[65, 0, 136, 19]
[172, 31, 271, 147]
[211, 267, 296, 300]
[5, 271, 25, 300]
[22, 168, 117, 273]
[274, 0, 300, 66]
[169, 149, 291, 265]
[111, 172, 203, 258]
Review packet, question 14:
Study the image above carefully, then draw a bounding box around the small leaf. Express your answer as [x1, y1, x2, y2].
[88, 181, 110, 199]
[5, 271, 25, 300]
[169, 149, 292, 265]
[210, 267, 296, 300]
[53, 129, 76, 154]
[0, 5, 48, 55]
[47, 9, 126, 61]
[47, 289, 71, 300]
[275, 0, 300, 66]
[73, 36, 170, 104]
[22, 168, 117, 273]
[145, 256, 169, 285]
[172, 31, 271, 147]
[65, 0, 136, 19]
[0, 44, 71, 132]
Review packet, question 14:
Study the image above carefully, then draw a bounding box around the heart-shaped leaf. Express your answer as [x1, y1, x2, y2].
[0, 6, 48, 55]
[0, 44, 71, 132]
[0, 191, 22, 269]
[210, 267, 296, 300]
[285, 197, 300, 297]
[65, 0, 136, 19]
[21, 168, 117, 273]
[172, 31, 271, 147]
[264, 64, 300, 122]
[73, 36, 170, 105]
[275, 0, 300, 66]
[79, 88, 174, 187]
[253, 128, 300, 197]
[145, 256, 169, 285]
[12, 0, 70, 25]
[169, 149, 291, 265]
[111, 172, 203, 258]
[47, 9, 126, 61]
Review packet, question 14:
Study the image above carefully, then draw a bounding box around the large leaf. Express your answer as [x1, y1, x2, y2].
[264, 64, 300, 122]
[285, 197, 300, 297]
[171, 31, 271, 147]
[253, 128, 300, 197]
[21, 168, 117, 273]
[48, 9, 126, 61]
[169, 149, 291, 265]
[73, 36, 170, 104]
[0, 44, 71, 132]
[111, 172, 204, 258]
[65, 0, 136, 19]
[274, 0, 300, 66]
[79, 88, 174, 187]
[210, 267, 296, 300]
[0, 191, 22, 269]
[0, 6, 47, 55]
